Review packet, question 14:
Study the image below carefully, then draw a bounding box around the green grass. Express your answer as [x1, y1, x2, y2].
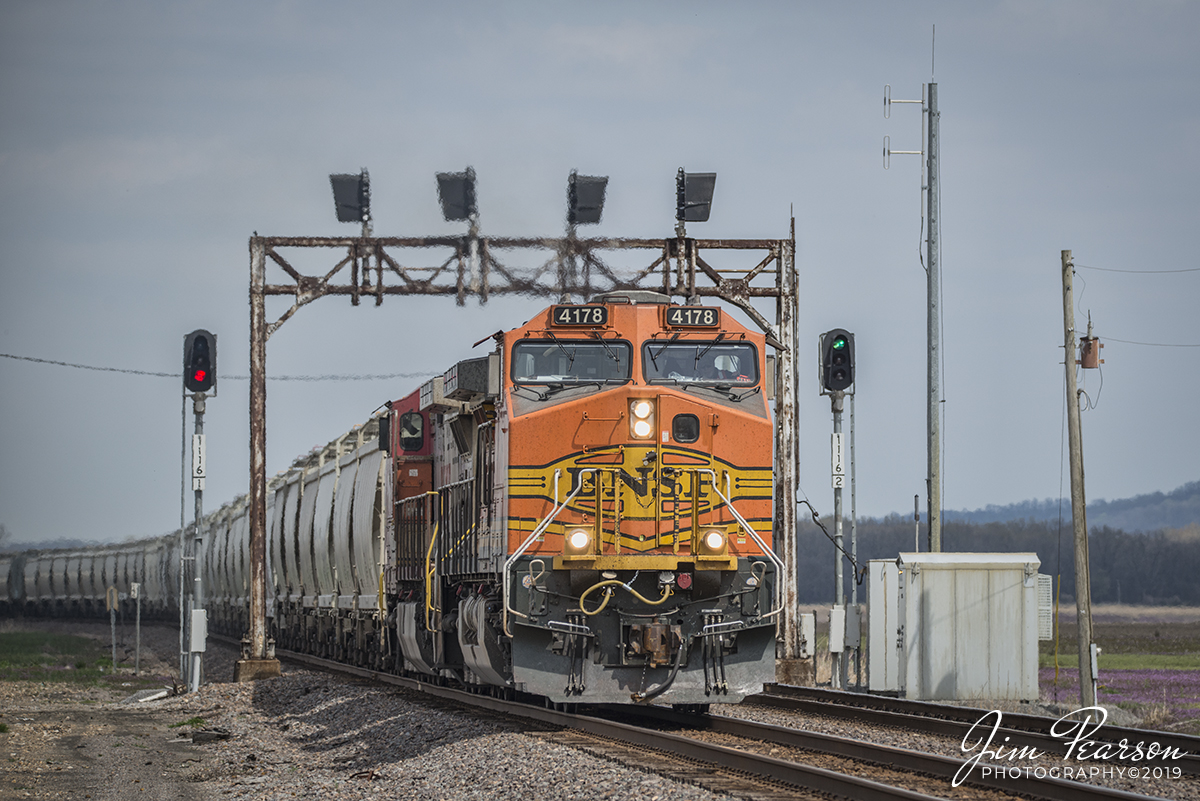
[169, 716, 206, 729]
[0, 631, 163, 691]
[0, 631, 109, 684]
[1039, 651, 1200, 670]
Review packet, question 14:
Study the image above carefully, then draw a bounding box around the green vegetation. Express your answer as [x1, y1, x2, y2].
[1040, 652, 1200, 670]
[0, 631, 160, 691]
[0, 631, 107, 683]
[169, 716, 206, 729]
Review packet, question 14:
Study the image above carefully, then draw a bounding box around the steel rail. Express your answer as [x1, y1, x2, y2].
[268, 647, 942, 801]
[259, 643, 1164, 801]
[656, 708, 1160, 801]
[759, 685, 1200, 777]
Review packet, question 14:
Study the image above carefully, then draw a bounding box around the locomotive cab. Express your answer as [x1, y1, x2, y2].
[500, 292, 780, 704]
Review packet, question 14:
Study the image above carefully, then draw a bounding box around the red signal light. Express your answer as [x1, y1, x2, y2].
[183, 330, 217, 394]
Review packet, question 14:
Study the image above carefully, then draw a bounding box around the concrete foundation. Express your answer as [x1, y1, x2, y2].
[775, 658, 815, 687]
[233, 659, 282, 682]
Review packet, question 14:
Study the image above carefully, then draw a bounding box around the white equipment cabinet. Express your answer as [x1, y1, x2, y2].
[868, 553, 1046, 702]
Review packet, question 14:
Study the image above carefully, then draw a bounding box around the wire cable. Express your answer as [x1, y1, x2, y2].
[1102, 337, 1200, 348]
[0, 352, 435, 381]
[1076, 263, 1199, 274]
[797, 496, 866, 585]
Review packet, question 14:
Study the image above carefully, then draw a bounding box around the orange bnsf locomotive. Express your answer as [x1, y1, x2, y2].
[384, 290, 780, 705]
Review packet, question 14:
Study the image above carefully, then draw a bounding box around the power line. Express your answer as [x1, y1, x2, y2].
[1076, 263, 1200, 275]
[0, 353, 435, 381]
[1103, 337, 1200, 348]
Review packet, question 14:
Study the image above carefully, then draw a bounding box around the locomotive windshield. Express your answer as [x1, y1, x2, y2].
[643, 341, 758, 386]
[511, 340, 632, 384]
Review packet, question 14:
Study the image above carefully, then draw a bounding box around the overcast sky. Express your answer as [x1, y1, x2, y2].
[1, 1, 1197, 546]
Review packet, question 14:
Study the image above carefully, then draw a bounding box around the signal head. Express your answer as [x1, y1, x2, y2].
[820, 328, 854, 393]
[184, 329, 217, 394]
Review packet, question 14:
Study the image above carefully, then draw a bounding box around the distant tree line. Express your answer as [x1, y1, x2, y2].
[942, 480, 1200, 532]
[796, 515, 1200, 606]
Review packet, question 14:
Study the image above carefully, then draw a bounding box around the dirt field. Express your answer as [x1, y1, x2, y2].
[0, 619, 240, 801]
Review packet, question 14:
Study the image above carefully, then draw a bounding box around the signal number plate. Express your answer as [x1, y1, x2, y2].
[666, 306, 721, 328]
[552, 305, 608, 326]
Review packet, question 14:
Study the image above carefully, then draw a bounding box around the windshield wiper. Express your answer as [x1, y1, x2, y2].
[693, 333, 727, 366]
[525, 376, 638, 400]
[545, 330, 576, 367]
[588, 331, 622, 363]
[512, 383, 559, 401]
[648, 332, 681, 370]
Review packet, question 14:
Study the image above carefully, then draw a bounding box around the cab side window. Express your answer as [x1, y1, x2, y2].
[399, 411, 424, 452]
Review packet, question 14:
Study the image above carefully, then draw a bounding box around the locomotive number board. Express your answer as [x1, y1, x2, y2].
[665, 306, 721, 328]
[552, 305, 608, 326]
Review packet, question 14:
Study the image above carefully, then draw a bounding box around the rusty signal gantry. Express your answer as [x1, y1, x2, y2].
[244, 230, 802, 675]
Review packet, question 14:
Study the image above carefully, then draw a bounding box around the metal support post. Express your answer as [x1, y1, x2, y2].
[850, 393, 860, 688]
[885, 81, 942, 551]
[831, 391, 845, 689]
[132, 583, 141, 675]
[190, 394, 207, 692]
[775, 227, 801, 662]
[926, 82, 942, 552]
[1061, 249, 1096, 709]
[238, 237, 281, 682]
[106, 586, 118, 673]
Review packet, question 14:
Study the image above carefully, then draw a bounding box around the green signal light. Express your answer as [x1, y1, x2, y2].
[832, 337, 847, 350]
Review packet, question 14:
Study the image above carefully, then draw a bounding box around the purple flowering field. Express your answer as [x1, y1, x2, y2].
[1041, 667, 1200, 732]
[1044, 606, 1200, 733]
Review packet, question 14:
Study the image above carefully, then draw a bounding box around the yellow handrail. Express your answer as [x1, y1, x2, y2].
[424, 517, 440, 632]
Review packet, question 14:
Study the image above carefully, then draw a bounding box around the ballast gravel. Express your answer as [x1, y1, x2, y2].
[2, 621, 735, 801]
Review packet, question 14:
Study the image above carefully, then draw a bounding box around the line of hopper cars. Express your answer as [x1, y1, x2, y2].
[3, 291, 782, 706]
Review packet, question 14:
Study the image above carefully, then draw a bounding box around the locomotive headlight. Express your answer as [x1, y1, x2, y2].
[630, 399, 655, 439]
[565, 527, 593, 555]
[701, 529, 726, 554]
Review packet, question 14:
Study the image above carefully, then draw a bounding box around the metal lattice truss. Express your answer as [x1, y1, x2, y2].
[256, 235, 790, 345]
[245, 232, 803, 664]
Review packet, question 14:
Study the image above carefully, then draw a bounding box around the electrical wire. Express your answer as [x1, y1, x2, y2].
[1076, 263, 1199, 274]
[1103, 337, 1200, 348]
[1055, 366, 1067, 702]
[797, 495, 866, 585]
[1079, 365, 1103, 411]
[0, 352, 435, 381]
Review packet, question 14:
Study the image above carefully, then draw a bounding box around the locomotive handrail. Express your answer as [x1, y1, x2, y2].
[696, 468, 784, 620]
[502, 467, 595, 636]
[424, 498, 441, 632]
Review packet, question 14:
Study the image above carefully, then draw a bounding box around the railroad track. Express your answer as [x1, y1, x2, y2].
[755, 684, 1200, 778]
[267, 645, 1167, 801]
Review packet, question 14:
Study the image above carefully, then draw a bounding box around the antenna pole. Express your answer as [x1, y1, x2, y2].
[926, 82, 942, 552]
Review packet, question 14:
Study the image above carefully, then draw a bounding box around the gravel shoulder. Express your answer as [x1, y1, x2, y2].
[1, 620, 736, 801]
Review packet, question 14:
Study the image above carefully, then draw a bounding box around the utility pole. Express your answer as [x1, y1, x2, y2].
[1061, 249, 1097, 709]
[925, 82, 942, 552]
[884, 82, 942, 551]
